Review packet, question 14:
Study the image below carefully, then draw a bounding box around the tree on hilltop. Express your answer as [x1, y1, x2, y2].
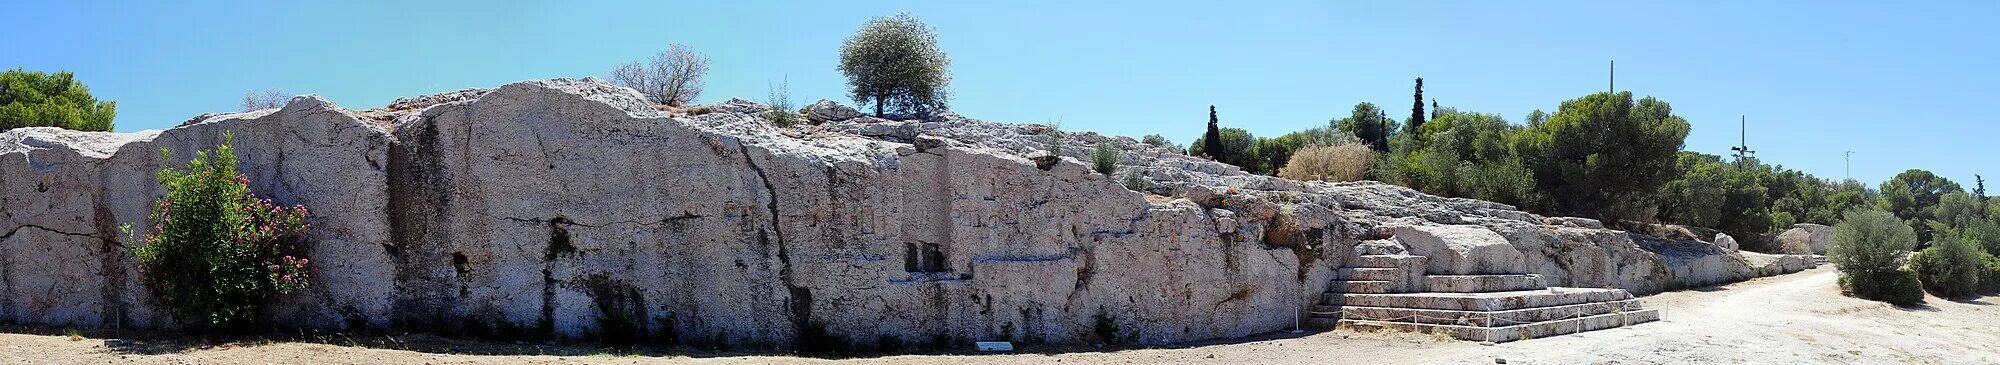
[839, 13, 951, 117]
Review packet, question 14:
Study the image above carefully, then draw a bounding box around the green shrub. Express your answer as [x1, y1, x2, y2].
[1043, 123, 1063, 157]
[763, 77, 800, 128]
[1, 69, 117, 132]
[131, 134, 313, 329]
[1978, 253, 2000, 294]
[1092, 143, 1118, 175]
[1912, 236, 1985, 298]
[1189, 127, 1262, 173]
[1829, 209, 1921, 304]
[1841, 269, 1925, 306]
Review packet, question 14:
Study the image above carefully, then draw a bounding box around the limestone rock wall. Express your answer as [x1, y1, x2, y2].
[1, 78, 1809, 348]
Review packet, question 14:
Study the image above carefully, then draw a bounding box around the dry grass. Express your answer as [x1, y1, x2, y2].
[1278, 142, 1372, 182]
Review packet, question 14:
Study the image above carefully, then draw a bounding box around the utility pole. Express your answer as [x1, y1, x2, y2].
[1844, 151, 1855, 180]
[1729, 115, 1755, 167]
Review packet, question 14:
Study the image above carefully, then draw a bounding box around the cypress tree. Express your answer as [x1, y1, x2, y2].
[1203, 105, 1223, 159]
[1430, 99, 1439, 120]
[1409, 78, 1426, 134]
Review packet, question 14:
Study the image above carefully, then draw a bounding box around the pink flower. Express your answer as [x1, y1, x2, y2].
[298, 258, 308, 266]
[281, 274, 293, 282]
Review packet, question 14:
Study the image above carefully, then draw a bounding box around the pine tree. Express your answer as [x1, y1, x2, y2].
[1409, 78, 1426, 134]
[1203, 105, 1223, 159]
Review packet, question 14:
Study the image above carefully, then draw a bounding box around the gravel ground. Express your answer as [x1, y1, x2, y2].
[5, 266, 1995, 364]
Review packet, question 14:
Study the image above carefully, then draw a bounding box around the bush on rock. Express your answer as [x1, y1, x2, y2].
[131, 134, 314, 329]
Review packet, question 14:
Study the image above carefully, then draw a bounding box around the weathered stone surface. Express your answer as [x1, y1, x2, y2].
[803, 99, 862, 123]
[1714, 233, 1740, 252]
[0, 78, 1816, 348]
[1392, 225, 1526, 275]
[1776, 224, 1833, 255]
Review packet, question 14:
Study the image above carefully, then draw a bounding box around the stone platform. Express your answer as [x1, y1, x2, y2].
[1310, 254, 1659, 342]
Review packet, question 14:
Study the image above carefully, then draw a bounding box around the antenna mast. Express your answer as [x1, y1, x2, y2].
[1844, 151, 1856, 180]
[1609, 60, 1615, 93]
[1729, 115, 1755, 167]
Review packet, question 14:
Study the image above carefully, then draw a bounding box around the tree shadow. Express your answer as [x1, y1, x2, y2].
[1891, 302, 1942, 312]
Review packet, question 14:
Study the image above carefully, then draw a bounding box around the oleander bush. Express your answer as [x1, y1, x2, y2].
[131, 134, 314, 329]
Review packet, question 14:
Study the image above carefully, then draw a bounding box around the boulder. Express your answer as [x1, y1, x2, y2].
[1392, 225, 1526, 275]
[803, 99, 862, 122]
[1713, 233, 1739, 251]
[1777, 224, 1833, 255]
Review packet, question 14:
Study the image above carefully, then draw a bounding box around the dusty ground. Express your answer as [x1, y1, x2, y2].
[5, 266, 1996, 364]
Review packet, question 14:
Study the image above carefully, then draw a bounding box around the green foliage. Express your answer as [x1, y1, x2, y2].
[1203, 105, 1222, 159]
[1, 69, 117, 132]
[1333, 102, 1397, 152]
[1408, 78, 1426, 134]
[1140, 134, 1173, 149]
[1381, 109, 1539, 208]
[1910, 235, 1984, 299]
[131, 134, 313, 329]
[1043, 123, 1063, 157]
[1841, 268, 1926, 306]
[1656, 153, 1730, 227]
[1511, 92, 1690, 221]
[763, 77, 801, 128]
[1189, 127, 1262, 173]
[1979, 253, 2000, 294]
[1933, 191, 1982, 233]
[1878, 169, 1963, 243]
[1122, 167, 1149, 191]
[1831, 209, 1918, 275]
[1092, 143, 1118, 175]
[838, 13, 950, 117]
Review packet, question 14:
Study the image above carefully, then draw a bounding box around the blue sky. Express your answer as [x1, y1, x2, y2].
[5, 1, 1995, 187]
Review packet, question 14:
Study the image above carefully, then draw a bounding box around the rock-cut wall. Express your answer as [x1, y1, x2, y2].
[0, 78, 1811, 349]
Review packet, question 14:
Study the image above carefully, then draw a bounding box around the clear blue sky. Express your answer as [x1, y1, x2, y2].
[5, 1, 1995, 187]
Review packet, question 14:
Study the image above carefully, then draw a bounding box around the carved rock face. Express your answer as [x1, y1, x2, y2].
[0, 78, 1804, 347]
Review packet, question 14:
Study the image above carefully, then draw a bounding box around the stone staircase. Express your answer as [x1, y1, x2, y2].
[1310, 252, 1660, 342]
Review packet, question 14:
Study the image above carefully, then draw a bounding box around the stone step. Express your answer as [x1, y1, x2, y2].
[1355, 255, 1426, 269]
[1322, 288, 1633, 311]
[1423, 274, 1547, 293]
[1335, 309, 1660, 343]
[1333, 267, 1405, 281]
[1310, 299, 1645, 327]
[1325, 280, 1394, 294]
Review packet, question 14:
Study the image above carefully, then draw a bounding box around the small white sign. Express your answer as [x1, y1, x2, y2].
[975, 341, 1015, 352]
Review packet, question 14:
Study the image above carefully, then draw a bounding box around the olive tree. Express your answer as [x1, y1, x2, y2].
[838, 13, 951, 117]
[1830, 209, 1925, 305]
[609, 44, 709, 107]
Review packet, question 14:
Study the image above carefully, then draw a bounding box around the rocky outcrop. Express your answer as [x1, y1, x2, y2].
[1776, 224, 1833, 255]
[0, 78, 1816, 348]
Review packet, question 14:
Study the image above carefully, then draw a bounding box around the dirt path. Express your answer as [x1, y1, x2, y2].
[6, 266, 1996, 364]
